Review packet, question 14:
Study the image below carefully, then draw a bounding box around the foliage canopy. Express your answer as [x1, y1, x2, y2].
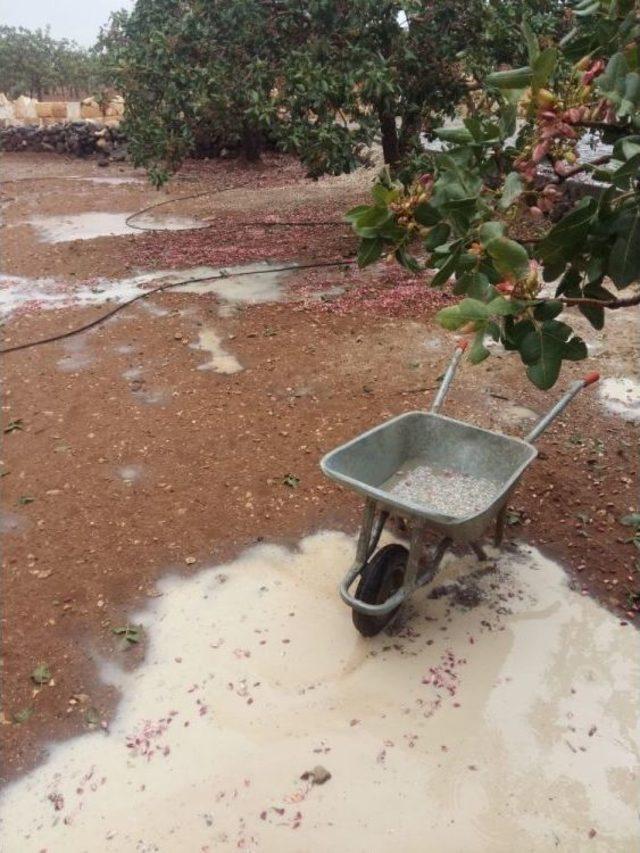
[348, 0, 640, 388]
[103, 0, 565, 184]
[0, 26, 99, 99]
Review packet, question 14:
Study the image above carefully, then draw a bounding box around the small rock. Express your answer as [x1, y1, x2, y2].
[300, 765, 331, 785]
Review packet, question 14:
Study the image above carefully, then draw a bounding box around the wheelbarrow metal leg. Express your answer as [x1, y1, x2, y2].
[494, 503, 507, 548]
[354, 499, 389, 565]
[470, 541, 488, 561]
[404, 521, 427, 589]
[416, 535, 452, 589]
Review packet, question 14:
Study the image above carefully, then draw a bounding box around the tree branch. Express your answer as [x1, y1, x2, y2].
[554, 293, 640, 310]
[556, 153, 611, 180]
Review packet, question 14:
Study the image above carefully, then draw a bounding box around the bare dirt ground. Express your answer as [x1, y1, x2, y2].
[1, 151, 638, 786]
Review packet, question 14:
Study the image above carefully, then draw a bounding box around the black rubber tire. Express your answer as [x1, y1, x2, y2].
[352, 544, 409, 637]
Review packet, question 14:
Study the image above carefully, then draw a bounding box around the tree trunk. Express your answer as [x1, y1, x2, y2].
[378, 109, 400, 166]
[398, 112, 421, 157]
[242, 123, 262, 162]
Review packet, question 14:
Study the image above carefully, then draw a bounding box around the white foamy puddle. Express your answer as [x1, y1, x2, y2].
[599, 377, 640, 422]
[55, 338, 94, 373]
[1, 531, 637, 851]
[117, 465, 143, 484]
[191, 327, 242, 374]
[0, 263, 293, 319]
[26, 211, 206, 243]
[498, 402, 539, 428]
[173, 262, 292, 316]
[77, 177, 144, 186]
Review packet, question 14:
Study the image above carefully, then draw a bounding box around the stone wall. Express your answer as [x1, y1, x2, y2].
[0, 122, 127, 162]
[0, 93, 124, 128]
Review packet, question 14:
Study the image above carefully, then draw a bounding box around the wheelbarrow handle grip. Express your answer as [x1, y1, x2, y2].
[525, 374, 600, 443]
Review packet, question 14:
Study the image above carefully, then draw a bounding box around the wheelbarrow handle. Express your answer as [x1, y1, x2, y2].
[430, 339, 468, 414]
[525, 372, 600, 443]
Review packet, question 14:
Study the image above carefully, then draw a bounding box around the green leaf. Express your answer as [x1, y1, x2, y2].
[453, 271, 493, 299]
[424, 222, 450, 250]
[499, 172, 524, 210]
[479, 221, 505, 247]
[620, 72, 640, 118]
[579, 303, 605, 330]
[112, 625, 141, 644]
[486, 67, 533, 90]
[608, 207, 640, 286]
[344, 204, 371, 223]
[486, 237, 530, 280]
[468, 330, 490, 364]
[353, 205, 391, 231]
[436, 306, 464, 330]
[84, 707, 101, 727]
[282, 473, 300, 488]
[598, 52, 628, 101]
[610, 152, 640, 188]
[533, 300, 564, 320]
[31, 664, 52, 685]
[486, 296, 521, 316]
[413, 202, 441, 226]
[12, 707, 33, 724]
[371, 184, 398, 206]
[430, 251, 461, 287]
[522, 19, 540, 64]
[538, 198, 598, 273]
[395, 247, 421, 273]
[457, 298, 489, 322]
[357, 238, 384, 268]
[563, 337, 588, 361]
[532, 48, 558, 89]
[434, 126, 474, 145]
[520, 320, 572, 390]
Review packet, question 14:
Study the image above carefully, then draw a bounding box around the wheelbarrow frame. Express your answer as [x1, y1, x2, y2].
[320, 340, 599, 621]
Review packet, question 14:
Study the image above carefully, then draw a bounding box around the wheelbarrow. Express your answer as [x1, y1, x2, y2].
[320, 341, 599, 636]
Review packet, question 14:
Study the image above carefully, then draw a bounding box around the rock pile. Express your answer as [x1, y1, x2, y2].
[0, 121, 128, 163]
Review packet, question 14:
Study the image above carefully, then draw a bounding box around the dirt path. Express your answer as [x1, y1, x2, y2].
[1, 153, 638, 790]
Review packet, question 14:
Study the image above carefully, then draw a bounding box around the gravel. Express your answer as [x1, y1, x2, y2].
[383, 462, 499, 518]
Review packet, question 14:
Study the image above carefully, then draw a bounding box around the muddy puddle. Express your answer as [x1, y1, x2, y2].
[25, 211, 206, 243]
[599, 377, 640, 422]
[0, 263, 294, 319]
[191, 327, 243, 374]
[172, 261, 294, 316]
[0, 531, 637, 852]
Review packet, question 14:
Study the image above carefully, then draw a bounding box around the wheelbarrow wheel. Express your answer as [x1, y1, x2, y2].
[352, 544, 409, 637]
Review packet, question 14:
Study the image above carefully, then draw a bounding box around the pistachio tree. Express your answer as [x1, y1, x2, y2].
[347, 0, 640, 388]
[102, 0, 559, 182]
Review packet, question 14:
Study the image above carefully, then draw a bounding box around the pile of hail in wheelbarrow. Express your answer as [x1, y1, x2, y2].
[321, 341, 600, 637]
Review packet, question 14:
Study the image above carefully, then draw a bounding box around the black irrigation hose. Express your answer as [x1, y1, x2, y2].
[124, 186, 345, 231]
[1, 174, 353, 355]
[0, 259, 355, 355]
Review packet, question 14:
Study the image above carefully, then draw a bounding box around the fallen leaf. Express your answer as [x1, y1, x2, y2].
[31, 663, 52, 685]
[12, 707, 33, 724]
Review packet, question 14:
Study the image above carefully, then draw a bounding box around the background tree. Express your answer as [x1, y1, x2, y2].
[109, 0, 560, 183]
[104, 0, 281, 186]
[0, 26, 98, 99]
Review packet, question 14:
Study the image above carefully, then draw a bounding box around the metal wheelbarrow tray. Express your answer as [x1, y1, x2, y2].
[320, 341, 600, 636]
